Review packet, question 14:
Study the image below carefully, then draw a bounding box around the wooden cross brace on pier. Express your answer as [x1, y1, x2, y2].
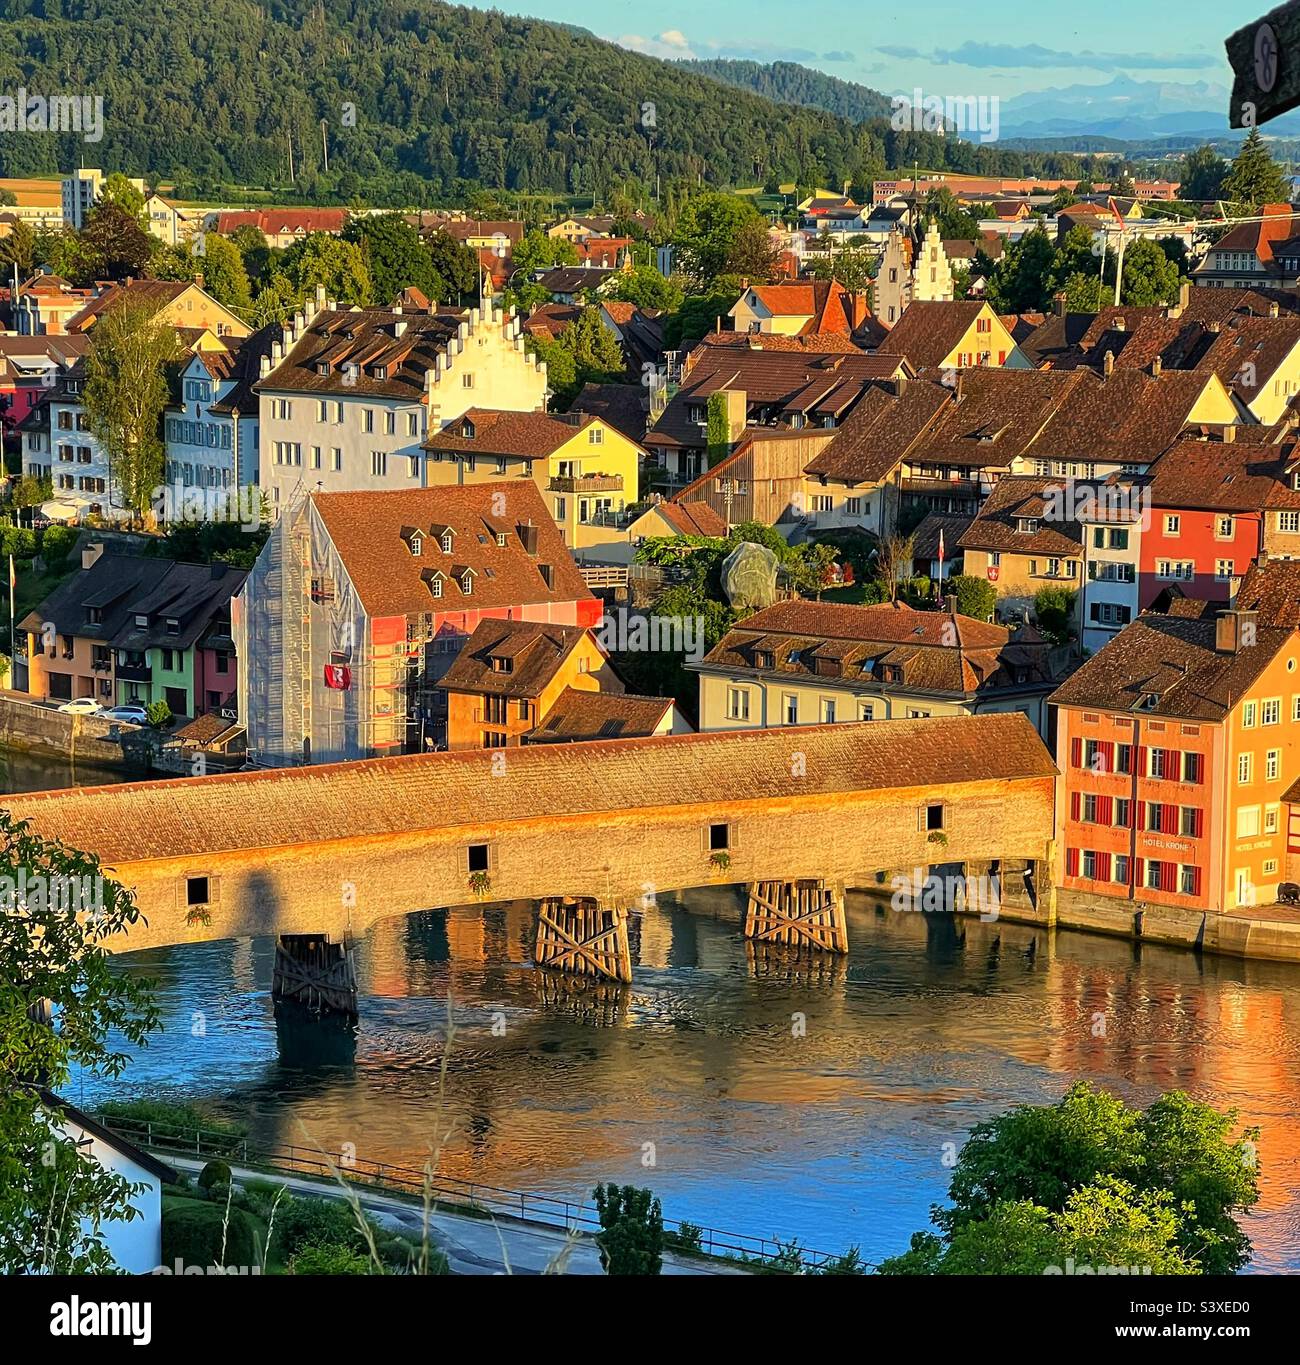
[744, 879, 849, 955]
[534, 897, 633, 983]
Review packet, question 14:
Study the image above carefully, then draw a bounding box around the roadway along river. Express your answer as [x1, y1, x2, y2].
[74, 889, 1300, 1271]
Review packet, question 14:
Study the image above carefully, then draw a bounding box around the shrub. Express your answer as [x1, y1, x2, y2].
[290, 1242, 371, 1275]
[948, 574, 997, 622]
[40, 524, 77, 566]
[93, 1099, 247, 1154]
[0, 524, 36, 559]
[272, 1194, 369, 1260]
[1034, 586, 1077, 645]
[593, 1183, 664, 1275]
[666, 1221, 704, 1255]
[161, 1196, 259, 1269]
[145, 699, 173, 728]
[198, 1160, 232, 1193]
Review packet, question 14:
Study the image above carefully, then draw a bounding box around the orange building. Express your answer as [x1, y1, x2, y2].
[440, 618, 623, 750]
[1051, 590, 1300, 912]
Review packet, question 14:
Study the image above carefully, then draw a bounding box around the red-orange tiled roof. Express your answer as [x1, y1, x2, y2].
[0, 713, 1056, 865]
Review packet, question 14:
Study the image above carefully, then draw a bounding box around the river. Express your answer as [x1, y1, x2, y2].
[71, 888, 1300, 1272]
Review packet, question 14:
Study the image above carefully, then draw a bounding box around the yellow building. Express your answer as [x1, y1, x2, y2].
[67, 279, 251, 339]
[692, 598, 1061, 737]
[423, 408, 645, 557]
[876, 300, 1030, 369]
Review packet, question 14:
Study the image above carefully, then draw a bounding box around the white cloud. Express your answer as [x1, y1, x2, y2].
[616, 29, 697, 60]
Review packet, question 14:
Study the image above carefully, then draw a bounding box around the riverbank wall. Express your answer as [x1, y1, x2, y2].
[0, 691, 158, 773]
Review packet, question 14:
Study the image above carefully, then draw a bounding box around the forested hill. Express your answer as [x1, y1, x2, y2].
[0, 0, 1091, 202]
[679, 59, 893, 125]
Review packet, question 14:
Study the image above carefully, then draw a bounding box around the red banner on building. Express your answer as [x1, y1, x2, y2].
[987, 565, 1000, 583]
[324, 664, 352, 690]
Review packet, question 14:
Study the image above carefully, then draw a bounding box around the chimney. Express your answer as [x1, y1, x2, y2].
[944, 593, 958, 617]
[1222, 423, 1237, 444]
[893, 373, 908, 398]
[1270, 302, 1281, 319]
[1215, 608, 1257, 654]
[394, 317, 408, 338]
[1177, 279, 1190, 313]
[81, 541, 105, 571]
[1113, 317, 1126, 333]
[1151, 356, 1162, 378]
[193, 271, 204, 290]
[1103, 349, 1114, 378]
[1053, 291, 1067, 317]
[739, 277, 749, 292]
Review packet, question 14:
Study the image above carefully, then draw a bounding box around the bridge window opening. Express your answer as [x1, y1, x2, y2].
[467, 843, 490, 874]
[709, 823, 731, 852]
[925, 804, 946, 833]
[186, 876, 210, 906]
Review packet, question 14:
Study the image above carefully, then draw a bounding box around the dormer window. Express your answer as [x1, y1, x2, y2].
[134, 614, 148, 628]
[373, 365, 387, 380]
[495, 531, 507, 547]
[408, 534, 422, 556]
[461, 572, 473, 595]
[462, 420, 476, 439]
[441, 531, 453, 553]
[316, 362, 330, 376]
[165, 618, 180, 635]
[490, 655, 513, 673]
[427, 574, 443, 599]
[86, 606, 102, 625]
[1016, 517, 1040, 534]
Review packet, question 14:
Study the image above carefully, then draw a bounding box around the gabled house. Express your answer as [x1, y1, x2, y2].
[22, 543, 245, 717]
[1192, 204, 1300, 290]
[254, 293, 547, 513]
[874, 300, 1031, 370]
[1051, 585, 1300, 913]
[440, 618, 623, 749]
[213, 208, 348, 249]
[423, 407, 646, 559]
[692, 598, 1061, 736]
[728, 280, 872, 339]
[65, 279, 251, 339]
[236, 481, 601, 764]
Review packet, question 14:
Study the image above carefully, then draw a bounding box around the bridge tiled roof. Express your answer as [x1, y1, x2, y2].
[2, 715, 1056, 866]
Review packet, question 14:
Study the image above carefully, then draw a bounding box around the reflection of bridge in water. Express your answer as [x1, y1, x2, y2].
[5, 715, 1056, 1010]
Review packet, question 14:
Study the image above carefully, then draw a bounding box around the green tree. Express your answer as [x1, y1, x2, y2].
[607, 264, 683, 312]
[1222, 129, 1290, 211]
[662, 290, 742, 348]
[0, 220, 36, 279]
[511, 229, 579, 276]
[227, 225, 277, 288]
[83, 297, 180, 524]
[883, 1083, 1259, 1276]
[674, 192, 769, 290]
[1033, 585, 1076, 644]
[984, 226, 1056, 313]
[948, 573, 997, 621]
[424, 230, 479, 303]
[1119, 238, 1182, 308]
[281, 233, 371, 307]
[81, 202, 155, 281]
[344, 213, 438, 306]
[251, 273, 299, 327]
[1179, 144, 1228, 202]
[100, 173, 147, 224]
[0, 810, 158, 1272]
[529, 305, 626, 406]
[592, 1184, 664, 1275]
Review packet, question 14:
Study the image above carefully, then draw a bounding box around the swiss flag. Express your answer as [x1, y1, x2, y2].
[324, 664, 352, 690]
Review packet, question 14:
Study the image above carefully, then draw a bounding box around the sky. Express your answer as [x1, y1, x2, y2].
[474, 0, 1259, 105]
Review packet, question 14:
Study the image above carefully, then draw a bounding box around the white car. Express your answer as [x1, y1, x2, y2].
[57, 697, 102, 715]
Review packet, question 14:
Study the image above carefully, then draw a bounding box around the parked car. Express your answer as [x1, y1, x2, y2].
[56, 697, 102, 715]
[103, 704, 149, 725]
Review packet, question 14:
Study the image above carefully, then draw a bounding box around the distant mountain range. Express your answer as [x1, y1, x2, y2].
[684, 60, 1300, 152]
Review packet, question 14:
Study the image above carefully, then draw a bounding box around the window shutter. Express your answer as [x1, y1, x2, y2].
[1138, 802, 1147, 830]
[1098, 851, 1112, 882]
[1162, 861, 1177, 893]
[208, 876, 220, 906]
[1194, 809, 1203, 838]
[1191, 866, 1202, 898]
[1137, 745, 1147, 776]
[1101, 740, 1115, 771]
[1164, 803, 1178, 835]
[1066, 846, 1079, 877]
[1101, 795, 1113, 825]
[1070, 791, 1081, 821]
[1070, 737, 1083, 768]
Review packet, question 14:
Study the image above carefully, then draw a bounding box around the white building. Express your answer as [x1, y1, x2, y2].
[254, 291, 548, 515]
[62, 168, 146, 230]
[1078, 501, 1144, 653]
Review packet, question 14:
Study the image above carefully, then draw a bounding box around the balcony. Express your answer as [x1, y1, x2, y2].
[116, 659, 152, 683]
[547, 473, 625, 494]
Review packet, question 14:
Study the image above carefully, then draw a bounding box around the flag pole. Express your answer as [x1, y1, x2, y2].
[9, 553, 15, 688]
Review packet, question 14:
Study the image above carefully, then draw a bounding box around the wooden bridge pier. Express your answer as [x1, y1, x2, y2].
[272, 933, 359, 1018]
[534, 896, 633, 983]
[744, 879, 849, 954]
